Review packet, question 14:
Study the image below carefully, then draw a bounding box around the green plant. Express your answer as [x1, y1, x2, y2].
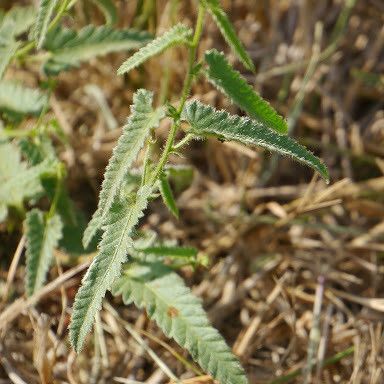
[0, 1, 329, 383]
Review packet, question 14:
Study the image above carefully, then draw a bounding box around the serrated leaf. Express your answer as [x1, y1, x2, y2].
[33, 0, 59, 49]
[205, 49, 287, 134]
[181, 100, 329, 182]
[0, 42, 19, 79]
[0, 81, 48, 116]
[112, 262, 248, 384]
[0, 6, 36, 44]
[83, 89, 165, 248]
[91, 0, 118, 25]
[159, 173, 179, 218]
[70, 185, 153, 352]
[24, 210, 63, 296]
[43, 25, 152, 74]
[117, 23, 192, 75]
[0, 141, 56, 207]
[202, 0, 254, 71]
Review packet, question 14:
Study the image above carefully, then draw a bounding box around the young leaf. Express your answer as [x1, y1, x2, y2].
[91, 0, 118, 25]
[112, 262, 248, 384]
[117, 23, 192, 75]
[0, 81, 48, 116]
[33, 0, 59, 49]
[0, 42, 19, 79]
[70, 185, 153, 352]
[202, 0, 254, 71]
[159, 173, 179, 218]
[83, 89, 165, 248]
[0, 141, 56, 207]
[43, 25, 152, 74]
[205, 49, 288, 134]
[181, 100, 329, 182]
[25, 210, 63, 296]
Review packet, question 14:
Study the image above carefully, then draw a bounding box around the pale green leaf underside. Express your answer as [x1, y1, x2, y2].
[43, 25, 152, 74]
[91, 0, 118, 25]
[33, 0, 59, 49]
[205, 49, 287, 134]
[0, 141, 55, 207]
[83, 89, 165, 248]
[0, 6, 36, 44]
[70, 185, 153, 352]
[159, 173, 179, 218]
[112, 262, 248, 384]
[117, 23, 192, 75]
[181, 100, 329, 182]
[0, 80, 48, 116]
[203, 0, 254, 71]
[0, 42, 19, 80]
[25, 209, 63, 296]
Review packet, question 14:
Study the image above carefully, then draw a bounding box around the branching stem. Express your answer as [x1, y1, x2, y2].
[149, 3, 206, 185]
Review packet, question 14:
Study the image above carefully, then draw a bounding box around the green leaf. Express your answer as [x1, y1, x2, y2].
[0, 6, 36, 44]
[117, 23, 192, 75]
[159, 173, 179, 218]
[137, 245, 198, 259]
[112, 262, 248, 384]
[165, 164, 194, 193]
[205, 49, 287, 134]
[91, 0, 118, 25]
[202, 0, 254, 71]
[25, 210, 63, 296]
[43, 25, 152, 75]
[0, 41, 19, 79]
[70, 185, 153, 352]
[181, 100, 329, 182]
[83, 89, 165, 248]
[0, 80, 48, 116]
[0, 141, 56, 207]
[33, 0, 59, 49]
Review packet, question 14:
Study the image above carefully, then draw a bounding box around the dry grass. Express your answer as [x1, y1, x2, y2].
[1, 0, 384, 383]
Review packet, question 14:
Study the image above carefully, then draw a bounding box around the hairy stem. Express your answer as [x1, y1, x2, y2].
[149, 3, 206, 185]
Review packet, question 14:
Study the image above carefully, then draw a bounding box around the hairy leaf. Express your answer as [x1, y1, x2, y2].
[0, 81, 48, 116]
[182, 100, 329, 182]
[202, 0, 254, 71]
[43, 25, 152, 74]
[0, 42, 19, 79]
[0, 6, 36, 44]
[112, 262, 248, 384]
[33, 0, 59, 49]
[159, 173, 179, 218]
[83, 89, 165, 248]
[70, 185, 153, 352]
[91, 0, 118, 25]
[0, 141, 55, 207]
[25, 210, 63, 296]
[117, 23, 192, 75]
[205, 49, 287, 134]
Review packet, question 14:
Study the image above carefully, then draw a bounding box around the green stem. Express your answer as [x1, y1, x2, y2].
[148, 4, 206, 185]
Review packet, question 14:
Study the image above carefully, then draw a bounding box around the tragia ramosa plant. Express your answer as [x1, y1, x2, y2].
[0, 1, 329, 383]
